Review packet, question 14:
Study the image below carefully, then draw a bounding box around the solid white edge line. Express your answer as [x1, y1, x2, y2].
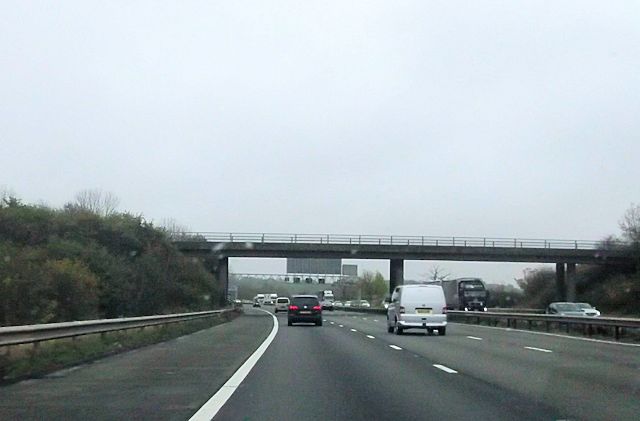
[188, 309, 278, 421]
[466, 336, 483, 341]
[524, 346, 553, 353]
[433, 364, 458, 374]
[451, 322, 640, 348]
[389, 345, 402, 350]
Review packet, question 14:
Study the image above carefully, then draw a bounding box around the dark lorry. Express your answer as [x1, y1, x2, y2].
[436, 278, 489, 311]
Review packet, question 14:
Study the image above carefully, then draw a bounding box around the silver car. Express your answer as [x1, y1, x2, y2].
[575, 302, 601, 317]
[546, 302, 588, 317]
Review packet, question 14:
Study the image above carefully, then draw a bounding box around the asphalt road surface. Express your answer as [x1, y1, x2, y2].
[1, 306, 639, 420]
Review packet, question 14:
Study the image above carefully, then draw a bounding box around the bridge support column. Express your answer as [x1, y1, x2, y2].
[555, 263, 566, 301]
[389, 259, 404, 294]
[214, 256, 229, 306]
[566, 263, 576, 302]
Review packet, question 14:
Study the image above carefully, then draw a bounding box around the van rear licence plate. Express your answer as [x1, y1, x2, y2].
[416, 308, 432, 314]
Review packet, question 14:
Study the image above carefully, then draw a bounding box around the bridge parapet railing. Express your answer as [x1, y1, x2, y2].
[177, 232, 623, 250]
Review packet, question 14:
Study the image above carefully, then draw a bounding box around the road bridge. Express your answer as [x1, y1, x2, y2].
[173, 233, 635, 305]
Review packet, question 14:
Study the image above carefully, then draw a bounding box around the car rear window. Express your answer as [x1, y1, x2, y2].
[291, 297, 319, 306]
[276, 298, 289, 303]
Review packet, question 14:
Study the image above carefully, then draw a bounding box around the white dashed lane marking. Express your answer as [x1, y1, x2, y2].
[433, 364, 458, 374]
[366, 335, 375, 339]
[466, 336, 483, 341]
[339, 325, 344, 328]
[330, 321, 335, 325]
[389, 345, 402, 350]
[524, 346, 553, 353]
[350, 329, 358, 332]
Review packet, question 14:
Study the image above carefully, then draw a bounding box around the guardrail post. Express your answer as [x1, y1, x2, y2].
[452, 236, 455, 246]
[513, 238, 517, 247]
[327, 234, 330, 243]
[358, 235, 361, 244]
[229, 233, 233, 242]
[294, 234, 297, 243]
[421, 236, 424, 245]
[261, 234, 265, 243]
[615, 326, 620, 340]
[483, 238, 486, 247]
[436, 239, 438, 246]
[574, 240, 578, 249]
[390, 235, 393, 245]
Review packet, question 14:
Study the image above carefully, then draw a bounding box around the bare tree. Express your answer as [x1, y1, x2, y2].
[423, 264, 451, 281]
[0, 186, 19, 207]
[619, 203, 640, 243]
[73, 189, 120, 216]
[159, 218, 191, 239]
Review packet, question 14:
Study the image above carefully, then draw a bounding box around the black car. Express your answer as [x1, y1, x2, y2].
[288, 295, 322, 326]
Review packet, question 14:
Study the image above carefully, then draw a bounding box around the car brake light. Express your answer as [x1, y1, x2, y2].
[289, 305, 299, 311]
[399, 306, 405, 314]
[312, 305, 322, 311]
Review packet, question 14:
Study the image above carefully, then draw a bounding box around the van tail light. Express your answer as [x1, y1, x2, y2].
[289, 305, 299, 311]
[312, 305, 322, 311]
[399, 306, 405, 314]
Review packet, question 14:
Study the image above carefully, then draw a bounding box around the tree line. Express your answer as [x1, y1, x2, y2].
[488, 204, 640, 315]
[0, 191, 219, 326]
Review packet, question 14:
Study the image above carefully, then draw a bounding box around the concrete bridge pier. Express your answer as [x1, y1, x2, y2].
[213, 256, 229, 306]
[555, 263, 566, 301]
[390, 259, 404, 294]
[555, 262, 577, 302]
[566, 263, 576, 302]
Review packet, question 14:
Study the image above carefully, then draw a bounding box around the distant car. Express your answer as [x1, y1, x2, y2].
[252, 299, 261, 308]
[344, 301, 352, 308]
[333, 301, 343, 308]
[575, 302, 601, 317]
[546, 302, 588, 317]
[357, 300, 371, 308]
[288, 295, 322, 326]
[275, 297, 290, 313]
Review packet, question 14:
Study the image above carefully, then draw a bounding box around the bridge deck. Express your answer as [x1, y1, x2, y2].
[173, 233, 633, 265]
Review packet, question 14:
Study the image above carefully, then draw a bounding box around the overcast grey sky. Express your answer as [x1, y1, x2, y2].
[2, 1, 639, 283]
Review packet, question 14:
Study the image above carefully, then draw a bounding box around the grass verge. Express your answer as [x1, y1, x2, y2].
[0, 309, 241, 384]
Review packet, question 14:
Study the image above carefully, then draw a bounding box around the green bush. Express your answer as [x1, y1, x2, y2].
[0, 196, 219, 326]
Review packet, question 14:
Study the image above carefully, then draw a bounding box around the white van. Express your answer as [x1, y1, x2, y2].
[274, 297, 290, 313]
[387, 285, 447, 335]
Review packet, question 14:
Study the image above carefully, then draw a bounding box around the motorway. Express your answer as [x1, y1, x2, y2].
[1, 306, 639, 420]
